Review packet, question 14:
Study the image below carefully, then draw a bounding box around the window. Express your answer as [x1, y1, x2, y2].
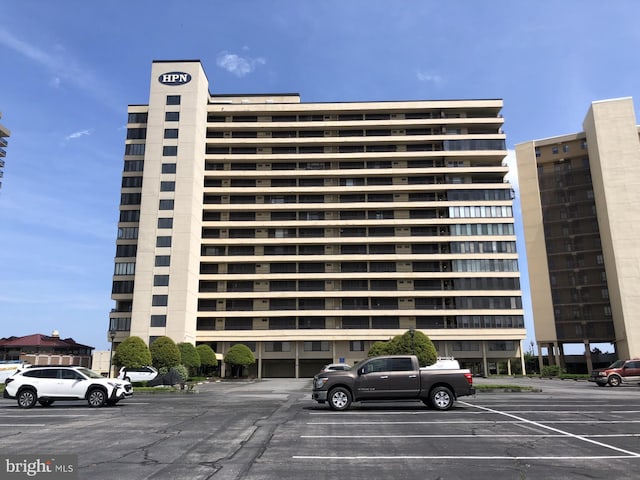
[116, 245, 137, 257]
[112, 280, 134, 294]
[160, 181, 176, 192]
[265, 342, 291, 352]
[119, 210, 140, 222]
[152, 295, 168, 306]
[304, 341, 330, 352]
[124, 160, 144, 172]
[150, 315, 166, 327]
[114, 262, 135, 275]
[125, 144, 146, 156]
[166, 95, 181, 105]
[126, 128, 147, 140]
[117, 227, 138, 240]
[128, 112, 148, 123]
[156, 236, 172, 247]
[154, 275, 170, 286]
[157, 217, 173, 229]
[164, 129, 179, 139]
[122, 176, 142, 188]
[155, 255, 170, 267]
[120, 193, 141, 205]
[163, 146, 178, 156]
[159, 199, 174, 210]
[350, 340, 365, 352]
[165, 111, 180, 122]
[110, 317, 131, 331]
[162, 163, 177, 174]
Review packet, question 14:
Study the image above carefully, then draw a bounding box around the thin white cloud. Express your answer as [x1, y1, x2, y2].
[216, 50, 266, 77]
[417, 71, 444, 85]
[0, 28, 119, 111]
[64, 129, 93, 142]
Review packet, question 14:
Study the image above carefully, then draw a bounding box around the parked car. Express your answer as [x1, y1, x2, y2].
[589, 359, 640, 386]
[312, 355, 474, 411]
[118, 366, 158, 383]
[321, 363, 351, 372]
[3, 365, 132, 408]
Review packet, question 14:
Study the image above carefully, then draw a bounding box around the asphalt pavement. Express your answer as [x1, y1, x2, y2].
[1, 377, 639, 479]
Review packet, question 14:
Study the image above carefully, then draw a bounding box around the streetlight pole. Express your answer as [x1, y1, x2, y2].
[108, 330, 116, 378]
[409, 327, 415, 355]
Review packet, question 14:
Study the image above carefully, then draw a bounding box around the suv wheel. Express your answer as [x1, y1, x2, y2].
[17, 388, 37, 409]
[87, 388, 107, 408]
[608, 375, 622, 387]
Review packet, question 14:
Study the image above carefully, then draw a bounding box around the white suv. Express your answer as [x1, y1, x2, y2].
[117, 366, 158, 383]
[3, 366, 133, 408]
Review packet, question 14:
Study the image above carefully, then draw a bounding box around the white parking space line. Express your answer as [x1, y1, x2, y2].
[292, 455, 638, 460]
[0, 424, 45, 427]
[302, 434, 640, 439]
[461, 401, 640, 458]
[0, 414, 89, 418]
[307, 420, 519, 425]
[308, 419, 640, 425]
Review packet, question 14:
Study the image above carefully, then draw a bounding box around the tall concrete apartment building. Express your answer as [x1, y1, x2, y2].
[516, 98, 640, 372]
[110, 60, 525, 377]
[0, 112, 10, 189]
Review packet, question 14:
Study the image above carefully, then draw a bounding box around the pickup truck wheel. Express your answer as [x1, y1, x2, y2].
[17, 388, 37, 409]
[430, 386, 454, 410]
[608, 375, 621, 387]
[87, 388, 107, 408]
[328, 387, 352, 411]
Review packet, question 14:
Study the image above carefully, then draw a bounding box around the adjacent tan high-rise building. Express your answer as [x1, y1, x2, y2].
[516, 98, 640, 371]
[110, 60, 525, 377]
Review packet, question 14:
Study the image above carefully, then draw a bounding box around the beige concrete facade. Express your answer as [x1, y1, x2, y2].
[516, 98, 640, 370]
[110, 60, 526, 377]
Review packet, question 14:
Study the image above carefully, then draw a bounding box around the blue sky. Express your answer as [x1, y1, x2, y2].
[1, 1, 639, 351]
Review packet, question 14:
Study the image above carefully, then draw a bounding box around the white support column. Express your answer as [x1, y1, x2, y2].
[520, 339, 527, 376]
[482, 341, 488, 377]
[257, 341, 262, 380]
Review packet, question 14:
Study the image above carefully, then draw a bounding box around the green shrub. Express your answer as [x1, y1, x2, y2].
[224, 344, 255, 378]
[113, 336, 152, 368]
[177, 342, 201, 375]
[150, 336, 181, 370]
[541, 365, 563, 377]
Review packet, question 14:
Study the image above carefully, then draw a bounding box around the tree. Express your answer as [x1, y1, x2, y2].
[368, 341, 391, 357]
[224, 344, 255, 378]
[366, 330, 437, 367]
[177, 342, 201, 375]
[113, 336, 152, 368]
[150, 336, 181, 370]
[196, 344, 218, 376]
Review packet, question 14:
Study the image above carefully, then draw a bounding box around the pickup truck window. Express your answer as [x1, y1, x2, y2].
[363, 357, 413, 373]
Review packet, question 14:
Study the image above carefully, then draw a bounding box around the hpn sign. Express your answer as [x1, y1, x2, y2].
[159, 72, 192, 86]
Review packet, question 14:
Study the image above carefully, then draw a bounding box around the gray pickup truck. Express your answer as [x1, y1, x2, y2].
[312, 355, 475, 411]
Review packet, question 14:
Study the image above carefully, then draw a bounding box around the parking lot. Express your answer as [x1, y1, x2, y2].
[1, 377, 640, 479]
